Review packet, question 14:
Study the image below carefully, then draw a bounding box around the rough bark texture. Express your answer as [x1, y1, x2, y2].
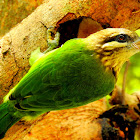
[0, 0, 140, 139]
[0, 0, 43, 37]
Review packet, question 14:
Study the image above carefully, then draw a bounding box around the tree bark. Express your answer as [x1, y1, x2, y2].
[0, 0, 140, 139]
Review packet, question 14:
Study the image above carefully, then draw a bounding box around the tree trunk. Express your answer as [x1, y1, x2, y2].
[0, 0, 140, 139]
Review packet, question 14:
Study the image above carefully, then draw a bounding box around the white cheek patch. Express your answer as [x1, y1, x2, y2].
[102, 41, 127, 50]
[101, 43, 113, 49]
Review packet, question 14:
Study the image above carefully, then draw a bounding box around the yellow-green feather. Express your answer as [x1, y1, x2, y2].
[0, 38, 115, 138]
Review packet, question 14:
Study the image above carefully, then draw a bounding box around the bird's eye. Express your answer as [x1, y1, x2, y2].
[115, 34, 129, 43]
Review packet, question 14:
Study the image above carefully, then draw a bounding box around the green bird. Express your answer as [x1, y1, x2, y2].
[0, 28, 140, 138]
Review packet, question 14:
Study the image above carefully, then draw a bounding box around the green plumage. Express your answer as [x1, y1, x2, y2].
[0, 38, 115, 138]
[0, 102, 20, 138]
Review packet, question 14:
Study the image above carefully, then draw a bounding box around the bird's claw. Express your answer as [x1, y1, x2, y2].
[44, 26, 60, 54]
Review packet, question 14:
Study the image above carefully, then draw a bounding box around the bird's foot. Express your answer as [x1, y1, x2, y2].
[29, 27, 60, 66]
[44, 26, 60, 54]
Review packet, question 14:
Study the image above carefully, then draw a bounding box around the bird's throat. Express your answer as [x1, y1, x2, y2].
[95, 53, 123, 78]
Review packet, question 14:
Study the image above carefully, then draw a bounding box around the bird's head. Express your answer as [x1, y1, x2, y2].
[85, 28, 140, 77]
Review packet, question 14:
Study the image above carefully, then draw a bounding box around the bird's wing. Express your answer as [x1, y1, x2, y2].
[9, 38, 115, 112]
[10, 48, 62, 111]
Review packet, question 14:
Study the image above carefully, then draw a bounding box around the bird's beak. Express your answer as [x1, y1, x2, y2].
[132, 38, 140, 49]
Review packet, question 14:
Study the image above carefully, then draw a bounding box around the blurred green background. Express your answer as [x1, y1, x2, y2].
[117, 53, 140, 94]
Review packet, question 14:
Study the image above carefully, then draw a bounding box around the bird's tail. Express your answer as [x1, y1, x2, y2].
[0, 102, 21, 139]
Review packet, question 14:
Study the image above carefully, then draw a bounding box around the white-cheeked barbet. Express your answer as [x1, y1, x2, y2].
[0, 28, 140, 138]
